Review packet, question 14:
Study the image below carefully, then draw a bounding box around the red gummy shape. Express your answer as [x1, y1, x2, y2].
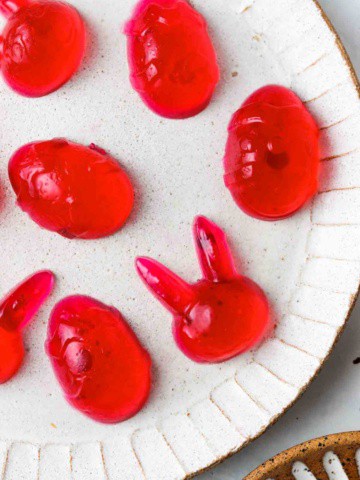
[223, 85, 320, 220]
[0, 0, 86, 97]
[136, 216, 271, 363]
[125, 0, 220, 119]
[45, 295, 152, 423]
[9, 139, 134, 239]
[0, 271, 54, 384]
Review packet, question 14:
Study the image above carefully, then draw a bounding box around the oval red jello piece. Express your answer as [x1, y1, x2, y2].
[8, 139, 134, 239]
[0, 0, 86, 97]
[223, 85, 320, 220]
[125, 0, 220, 119]
[45, 295, 152, 423]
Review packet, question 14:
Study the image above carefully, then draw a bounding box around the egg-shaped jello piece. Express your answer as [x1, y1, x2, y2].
[125, 0, 220, 119]
[46, 295, 152, 423]
[223, 85, 320, 220]
[0, 0, 86, 97]
[9, 139, 134, 239]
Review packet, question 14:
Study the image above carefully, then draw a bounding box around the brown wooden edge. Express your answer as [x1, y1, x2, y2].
[245, 431, 360, 480]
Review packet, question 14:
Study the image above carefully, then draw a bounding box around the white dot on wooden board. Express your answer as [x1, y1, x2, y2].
[292, 461, 318, 480]
[355, 448, 360, 474]
[263, 446, 360, 480]
[323, 451, 349, 480]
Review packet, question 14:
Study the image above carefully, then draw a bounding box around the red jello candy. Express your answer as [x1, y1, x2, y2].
[0, 0, 86, 97]
[9, 139, 134, 239]
[125, 0, 220, 119]
[224, 85, 320, 220]
[45, 295, 152, 423]
[0, 270, 54, 384]
[136, 216, 271, 363]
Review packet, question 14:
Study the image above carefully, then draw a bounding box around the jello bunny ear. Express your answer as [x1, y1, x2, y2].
[0, 270, 55, 331]
[136, 257, 195, 315]
[193, 216, 237, 282]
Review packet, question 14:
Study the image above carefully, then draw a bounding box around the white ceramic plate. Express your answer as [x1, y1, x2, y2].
[0, 0, 359, 478]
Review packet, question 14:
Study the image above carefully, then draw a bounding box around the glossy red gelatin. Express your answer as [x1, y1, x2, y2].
[9, 139, 134, 239]
[0, 0, 86, 97]
[125, 0, 220, 119]
[136, 216, 271, 363]
[0, 271, 54, 384]
[46, 295, 152, 423]
[224, 85, 320, 220]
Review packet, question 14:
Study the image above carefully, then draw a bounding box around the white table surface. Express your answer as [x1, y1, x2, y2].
[199, 1, 360, 478]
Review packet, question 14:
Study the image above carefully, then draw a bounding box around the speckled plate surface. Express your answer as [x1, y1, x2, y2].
[245, 431, 360, 479]
[0, 0, 359, 479]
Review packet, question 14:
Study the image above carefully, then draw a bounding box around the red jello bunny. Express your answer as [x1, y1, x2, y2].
[136, 216, 271, 363]
[0, 0, 86, 96]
